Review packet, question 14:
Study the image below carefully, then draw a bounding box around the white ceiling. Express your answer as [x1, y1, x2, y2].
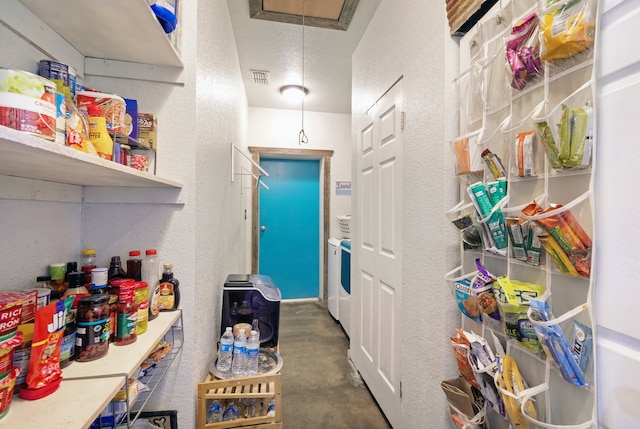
[226, 0, 381, 114]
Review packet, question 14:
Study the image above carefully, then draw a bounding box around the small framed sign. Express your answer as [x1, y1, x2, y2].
[336, 181, 351, 196]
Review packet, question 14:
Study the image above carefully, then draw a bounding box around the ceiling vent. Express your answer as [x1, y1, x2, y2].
[250, 70, 270, 85]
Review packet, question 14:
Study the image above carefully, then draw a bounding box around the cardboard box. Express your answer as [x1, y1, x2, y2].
[122, 98, 138, 142]
[137, 113, 157, 150]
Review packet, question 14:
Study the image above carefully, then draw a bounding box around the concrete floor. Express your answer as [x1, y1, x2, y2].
[278, 301, 391, 428]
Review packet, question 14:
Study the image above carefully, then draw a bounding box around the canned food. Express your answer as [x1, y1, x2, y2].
[75, 295, 110, 362]
[0, 69, 56, 140]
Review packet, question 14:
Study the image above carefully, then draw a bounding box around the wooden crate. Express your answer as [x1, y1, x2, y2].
[197, 373, 282, 429]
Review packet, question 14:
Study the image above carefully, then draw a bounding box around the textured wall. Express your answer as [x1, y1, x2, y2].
[352, 0, 461, 427]
[248, 107, 353, 237]
[0, 1, 248, 427]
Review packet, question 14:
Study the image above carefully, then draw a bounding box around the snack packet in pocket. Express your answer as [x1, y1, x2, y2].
[494, 277, 545, 354]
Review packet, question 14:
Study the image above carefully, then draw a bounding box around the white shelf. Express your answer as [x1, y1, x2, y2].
[1, 311, 182, 429]
[18, 0, 182, 68]
[64, 311, 182, 380]
[0, 126, 182, 189]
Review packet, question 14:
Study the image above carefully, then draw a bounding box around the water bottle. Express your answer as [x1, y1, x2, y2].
[206, 399, 223, 423]
[216, 327, 235, 372]
[245, 330, 260, 375]
[251, 318, 260, 344]
[231, 328, 247, 375]
[222, 401, 239, 421]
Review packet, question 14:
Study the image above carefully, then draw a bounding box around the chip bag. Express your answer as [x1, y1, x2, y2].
[19, 297, 73, 400]
[494, 277, 545, 354]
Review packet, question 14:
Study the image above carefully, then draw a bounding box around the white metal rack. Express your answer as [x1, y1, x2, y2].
[4, 311, 183, 429]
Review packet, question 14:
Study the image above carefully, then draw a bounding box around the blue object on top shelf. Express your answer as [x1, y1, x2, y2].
[151, 1, 178, 34]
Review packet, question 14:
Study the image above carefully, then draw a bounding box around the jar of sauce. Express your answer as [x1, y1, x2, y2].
[75, 295, 110, 361]
[108, 294, 118, 343]
[115, 284, 137, 346]
[134, 281, 149, 335]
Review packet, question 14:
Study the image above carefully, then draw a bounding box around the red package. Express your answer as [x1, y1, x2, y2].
[19, 297, 73, 400]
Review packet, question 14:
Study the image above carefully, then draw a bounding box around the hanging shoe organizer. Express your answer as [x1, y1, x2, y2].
[445, 1, 599, 428]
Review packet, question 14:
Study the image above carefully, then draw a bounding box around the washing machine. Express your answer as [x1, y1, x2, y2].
[338, 239, 351, 337]
[327, 238, 341, 320]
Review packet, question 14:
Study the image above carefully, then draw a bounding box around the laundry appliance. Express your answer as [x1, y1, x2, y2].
[221, 274, 281, 348]
[339, 239, 351, 337]
[327, 238, 341, 320]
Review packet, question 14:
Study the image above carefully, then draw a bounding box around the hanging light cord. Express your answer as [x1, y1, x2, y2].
[299, 0, 309, 144]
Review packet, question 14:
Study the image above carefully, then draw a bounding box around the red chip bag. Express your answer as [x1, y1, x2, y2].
[20, 297, 73, 399]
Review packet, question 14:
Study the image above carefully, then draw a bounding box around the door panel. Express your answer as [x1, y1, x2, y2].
[259, 158, 320, 299]
[353, 80, 403, 428]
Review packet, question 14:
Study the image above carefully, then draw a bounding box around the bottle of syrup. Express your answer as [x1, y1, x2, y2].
[158, 264, 180, 311]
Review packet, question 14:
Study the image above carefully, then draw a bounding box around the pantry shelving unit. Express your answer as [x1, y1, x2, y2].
[4, 311, 183, 429]
[0, 1, 186, 427]
[447, 1, 598, 428]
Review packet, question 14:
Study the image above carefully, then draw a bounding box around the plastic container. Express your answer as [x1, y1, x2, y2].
[115, 284, 137, 346]
[127, 250, 142, 281]
[231, 328, 247, 376]
[90, 267, 109, 293]
[81, 248, 97, 286]
[245, 330, 260, 375]
[150, 0, 179, 34]
[86, 105, 114, 160]
[142, 249, 161, 321]
[75, 295, 110, 361]
[216, 327, 234, 372]
[134, 281, 149, 335]
[107, 256, 127, 281]
[0, 69, 56, 141]
[158, 264, 180, 311]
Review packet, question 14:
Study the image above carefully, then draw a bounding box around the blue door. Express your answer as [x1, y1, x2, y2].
[259, 158, 320, 299]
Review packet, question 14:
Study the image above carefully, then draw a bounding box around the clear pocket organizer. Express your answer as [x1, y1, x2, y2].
[532, 81, 594, 172]
[452, 129, 485, 175]
[484, 35, 512, 112]
[527, 290, 593, 389]
[501, 194, 547, 266]
[468, 182, 509, 256]
[539, 0, 597, 69]
[522, 191, 592, 278]
[447, 200, 483, 250]
[505, 8, 543, 92]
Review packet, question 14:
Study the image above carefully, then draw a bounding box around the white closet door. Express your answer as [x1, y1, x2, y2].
[352, 80, 403, 428]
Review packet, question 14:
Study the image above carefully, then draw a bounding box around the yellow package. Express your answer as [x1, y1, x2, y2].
[540, 0, 595, 61]
[496, 355, 538, 427]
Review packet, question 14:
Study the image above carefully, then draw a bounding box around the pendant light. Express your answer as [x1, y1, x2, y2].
[299, 0, 309, 145]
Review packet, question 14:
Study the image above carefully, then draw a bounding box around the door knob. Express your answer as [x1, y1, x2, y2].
[261, 226, 267, 232]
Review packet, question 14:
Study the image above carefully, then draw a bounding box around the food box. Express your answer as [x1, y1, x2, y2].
[137, 113, 157, 150]
[118, 97, 138, 143]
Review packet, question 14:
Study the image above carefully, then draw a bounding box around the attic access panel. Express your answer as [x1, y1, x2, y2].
[248, 0, 360, 31]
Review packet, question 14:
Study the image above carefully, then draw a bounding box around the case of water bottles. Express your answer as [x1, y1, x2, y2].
[196, 373, 282, 428]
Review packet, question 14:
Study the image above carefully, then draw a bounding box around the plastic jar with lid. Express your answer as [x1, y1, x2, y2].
[75, 295, 110, 361]
[90, 267, 108, 293]
[81, 248, 97, 286]
[127, 250, 142, 281]
[134, 281, 149, 335]
[107, 294, 118, 343]
[115, 284, 138, 346]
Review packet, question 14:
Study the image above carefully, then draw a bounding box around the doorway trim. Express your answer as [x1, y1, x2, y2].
[249, 146, 334, 301]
